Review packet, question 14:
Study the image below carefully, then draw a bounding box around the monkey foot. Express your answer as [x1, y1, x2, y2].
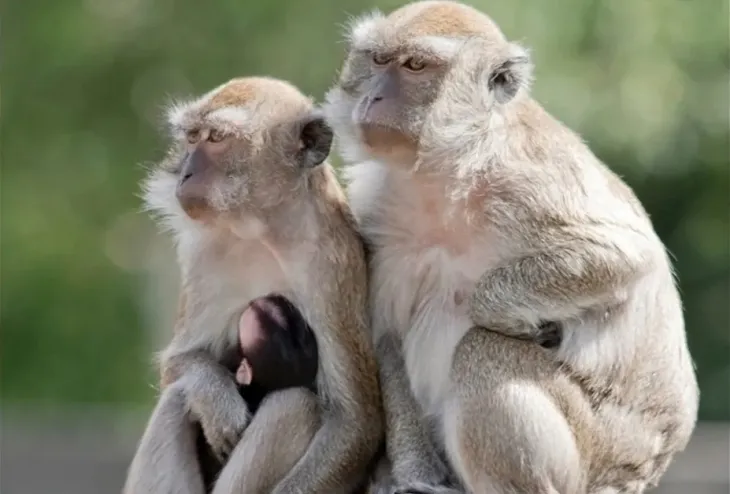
[394, 482, 463, 494]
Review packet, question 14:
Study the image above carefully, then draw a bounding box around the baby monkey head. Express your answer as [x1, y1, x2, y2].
[324, 0, 533, 167]
[144, 77, 333, 229]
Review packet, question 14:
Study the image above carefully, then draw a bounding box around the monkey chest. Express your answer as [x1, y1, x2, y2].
[190, 249, 295, 355]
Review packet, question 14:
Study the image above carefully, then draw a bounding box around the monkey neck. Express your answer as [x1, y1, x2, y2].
[240, 172, 342, 268]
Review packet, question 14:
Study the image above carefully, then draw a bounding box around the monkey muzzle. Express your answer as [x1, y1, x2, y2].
[176, 146, 216, 219]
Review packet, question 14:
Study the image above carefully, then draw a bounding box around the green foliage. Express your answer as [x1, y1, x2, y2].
[2, 0, 728, 418]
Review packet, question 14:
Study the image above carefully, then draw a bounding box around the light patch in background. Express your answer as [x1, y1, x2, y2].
[104, 209, 180, 349]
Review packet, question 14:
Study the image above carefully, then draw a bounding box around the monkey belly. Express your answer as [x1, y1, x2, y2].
[402, 307, 472, 419]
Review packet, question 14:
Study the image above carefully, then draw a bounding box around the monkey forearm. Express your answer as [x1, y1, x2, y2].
[469, 235, 652, 335]
[163, 351, 252, 458]
[123, 383, 205, 494]
[376, 334, 451, 485]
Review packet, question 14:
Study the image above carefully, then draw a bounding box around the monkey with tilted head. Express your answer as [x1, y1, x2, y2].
[123, 76, 383, 494]
[324, 2, 699, 493]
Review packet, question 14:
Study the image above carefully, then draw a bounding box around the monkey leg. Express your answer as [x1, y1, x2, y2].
[442, 328, 587, 494]
[211, 387, 321, 494]
[123, 383, 206, 494]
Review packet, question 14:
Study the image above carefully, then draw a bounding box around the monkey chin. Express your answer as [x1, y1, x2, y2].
[358, 123, 418, 167]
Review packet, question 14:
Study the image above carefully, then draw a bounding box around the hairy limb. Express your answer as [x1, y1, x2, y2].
[469, 224, 654, 340]
[376, 333, 461, 494]
[164, 350, 251, 460]
[443, 328, 587, 494]
[270, 377, 379, 494]
[263, 264, 383, 494]
[123, 383, 205, 494]
[212, 388, 320, 494]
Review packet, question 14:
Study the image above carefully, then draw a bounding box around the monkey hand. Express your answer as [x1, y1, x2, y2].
[469, 268, 564, 348]
[189, 387, 251, 461]
[474, 316, 563, 349]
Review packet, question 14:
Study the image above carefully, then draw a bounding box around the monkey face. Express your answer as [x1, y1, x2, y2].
[324, 37, 449, 167]
[144, 77, 333, 229]
[324, 1, 529, 169]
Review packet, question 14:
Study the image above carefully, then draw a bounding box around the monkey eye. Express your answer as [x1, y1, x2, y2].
[403, 58, 427, 72]
[186, 129, 201, 144]
[372, 52, 392, 66]
[208, 129, 226, 143]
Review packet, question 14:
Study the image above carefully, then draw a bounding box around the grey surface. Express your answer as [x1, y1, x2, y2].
[1, 409, 728, 494]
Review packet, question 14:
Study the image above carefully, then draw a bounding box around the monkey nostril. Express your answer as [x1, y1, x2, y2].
[180, 172, 193, 184]
[372, 96, 383, 103]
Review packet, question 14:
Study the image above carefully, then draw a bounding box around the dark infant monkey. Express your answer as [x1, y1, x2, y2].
[234, 293, 319, 410]
[197, 293, 320, 490]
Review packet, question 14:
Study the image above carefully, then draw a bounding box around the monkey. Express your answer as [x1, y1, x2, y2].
[323, 1, 699, 493]
[122, 76, 383, 494]
[234, 293, 319, 412]
[194, 293, 321, 490]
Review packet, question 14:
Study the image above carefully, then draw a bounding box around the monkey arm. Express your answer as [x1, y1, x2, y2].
[123, 381, 206, 494]
[162, 348, 252, 460]
[469, 223, 657, 339]
[269, 318, 383, 493]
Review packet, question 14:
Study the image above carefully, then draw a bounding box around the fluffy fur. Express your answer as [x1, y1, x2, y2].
[124, 76, 382, 494]
[324, 2, 699, 493]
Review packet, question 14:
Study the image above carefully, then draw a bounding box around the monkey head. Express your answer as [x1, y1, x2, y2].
[236, 294, 319, 392]
[324, 0, 533, 169]
[143, 77, 333, 234]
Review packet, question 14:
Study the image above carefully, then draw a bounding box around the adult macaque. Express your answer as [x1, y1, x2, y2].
[324, 1, 699, 492]
[123, 76, 382, 494]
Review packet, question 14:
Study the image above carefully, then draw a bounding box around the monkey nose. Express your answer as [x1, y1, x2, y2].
[180, 172, 193, 185]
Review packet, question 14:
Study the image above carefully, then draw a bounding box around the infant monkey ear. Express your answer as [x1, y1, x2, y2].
[235, 358, 253, 386]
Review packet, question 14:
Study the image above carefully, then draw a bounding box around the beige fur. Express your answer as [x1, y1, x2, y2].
[124, 76, 383, 494]
[324, 2, 699, 493]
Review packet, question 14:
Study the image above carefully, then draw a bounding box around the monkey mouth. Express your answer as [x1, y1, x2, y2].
[359, 123, 414, 148]
[179, 197, 214, 220]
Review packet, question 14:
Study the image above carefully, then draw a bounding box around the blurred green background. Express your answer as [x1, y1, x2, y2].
[2, 0, 728, 424]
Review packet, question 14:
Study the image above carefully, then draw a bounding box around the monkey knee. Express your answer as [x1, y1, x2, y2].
[257, 388, 320, 445]
[260, 388, 318, 419]
[444, 385, 585, 494]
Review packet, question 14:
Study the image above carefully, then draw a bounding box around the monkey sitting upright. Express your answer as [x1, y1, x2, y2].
[324, 1, 699, 493]
[123, 76, 382, 494]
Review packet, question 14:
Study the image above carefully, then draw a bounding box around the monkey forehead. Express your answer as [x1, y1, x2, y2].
[166, 76, 313, 136]
[347, 1, 505, 53]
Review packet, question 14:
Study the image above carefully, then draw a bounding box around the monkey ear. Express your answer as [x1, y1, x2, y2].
[488, 43, 533, 104]
[297, 111, 334, 168]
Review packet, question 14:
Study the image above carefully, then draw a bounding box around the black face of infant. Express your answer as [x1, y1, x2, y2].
[236, 294, 319, 412]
